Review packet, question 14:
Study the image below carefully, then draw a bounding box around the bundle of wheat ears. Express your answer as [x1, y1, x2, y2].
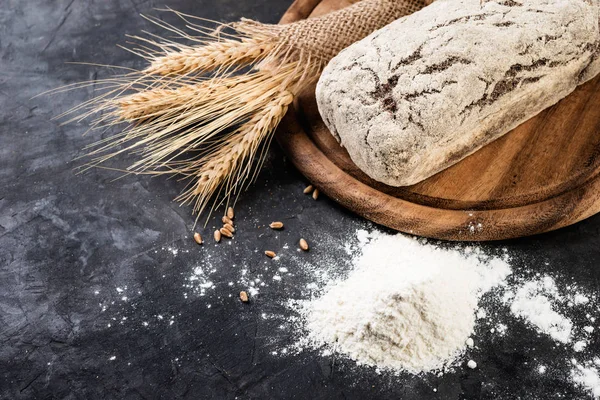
[59, 0, 432, 222]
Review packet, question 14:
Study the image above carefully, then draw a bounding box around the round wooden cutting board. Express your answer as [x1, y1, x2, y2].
[275, 0, 600, 241]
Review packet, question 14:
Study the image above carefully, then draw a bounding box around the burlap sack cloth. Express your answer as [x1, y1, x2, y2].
[275, 0, 434, 63]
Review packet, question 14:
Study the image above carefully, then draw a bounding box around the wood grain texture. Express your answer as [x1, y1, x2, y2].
[276, 0, 600, 241]
[278, 0, 322, 23]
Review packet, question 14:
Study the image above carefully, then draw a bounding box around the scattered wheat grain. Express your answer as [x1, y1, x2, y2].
[299, 238, 309, 251]
[220, 227, 233, 238]
[270, 221, 284, 229]
[265, 250, 276, 258]
[223, 223, 235, 233]
[312, 188, 320, 200]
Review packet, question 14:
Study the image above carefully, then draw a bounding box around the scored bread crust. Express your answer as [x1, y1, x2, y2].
[316, 0, 600, 187]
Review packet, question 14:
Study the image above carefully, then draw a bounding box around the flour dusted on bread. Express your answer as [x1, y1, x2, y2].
[316, 0, 600, 186]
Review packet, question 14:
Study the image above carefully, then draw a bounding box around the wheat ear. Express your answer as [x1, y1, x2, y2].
[64, 0, 422, 222]
[145, 36, 275, 76]
[127, 13, 284, 77]
[74, 20, 320, 220]
[79, 59, 307, 178]
[175, 90, 294, 217]
[116, 75, 251, 121]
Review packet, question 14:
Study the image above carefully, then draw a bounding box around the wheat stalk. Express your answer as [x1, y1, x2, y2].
[61, 1, 420, 222]
[65, 30, 321, 222]
[51, 9, 326, 223]
[81, 64, 302, 172]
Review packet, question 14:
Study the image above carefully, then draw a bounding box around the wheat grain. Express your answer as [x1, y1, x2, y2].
[117, 79, 220, 120]
[60, 21, 321, 223]
[299, 238, 309, 251]
[223, 223, 235, 233]
[303, 185, 314, 194]
[269, 221, 284, 230]
[220, 227, 233, 238]
[312, 188, 320, 200]
[222, 216, 234, 225]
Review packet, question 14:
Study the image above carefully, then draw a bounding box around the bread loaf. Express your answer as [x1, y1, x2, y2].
[316, 0, 600, 187]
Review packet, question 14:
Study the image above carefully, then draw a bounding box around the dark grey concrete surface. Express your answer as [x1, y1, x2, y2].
[1, 0, 600, 398]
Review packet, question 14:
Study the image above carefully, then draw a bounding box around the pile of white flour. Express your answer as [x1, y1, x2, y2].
[296, 231, 511, 373]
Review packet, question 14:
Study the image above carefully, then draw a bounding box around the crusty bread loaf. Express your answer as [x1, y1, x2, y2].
[316, 0, 600, 187]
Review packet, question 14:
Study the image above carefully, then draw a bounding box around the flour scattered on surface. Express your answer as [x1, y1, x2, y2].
[278, 226, 599, 398]
[184, 265, 217, 296]
[506, 276, 572, 343]
[292, 231, 512, 374]
[574, 294, 590, 305]
[495, 323, 507, 336]
[496, 272, 599, 398]
[572, 360, 600, 398]
[573, 340, 587, 352]
[164, 246, 181, 256]
[501, 273, 598, 366]
[90, 223, 600, 398]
